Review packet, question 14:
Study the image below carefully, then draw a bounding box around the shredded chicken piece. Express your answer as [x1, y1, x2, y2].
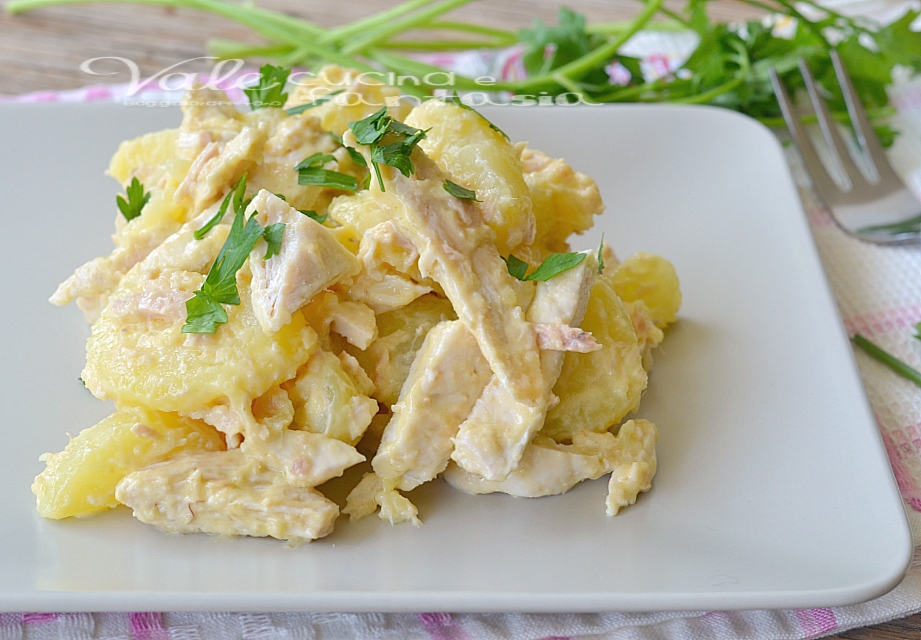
[242, 429, 365, 488]
[444, 419, 657, 516]
[343, 471, 382, 520]
[348, 273, 433, 314]
[371, 151, 542, 407]
[451, 253, 597, 481]
[343, 471, 421, 526]
[359, 220, 419, 276]
[103, 285, 192, 323]
[328, 300, 377, 350]
[372, 320, 492, 492]
[534, 324, 601, 353]
[248, 190, 361, 334]
[175, 126, 264, 215]
[116, 450, 339, 542]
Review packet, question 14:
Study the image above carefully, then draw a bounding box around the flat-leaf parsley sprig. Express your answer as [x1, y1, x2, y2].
[183, 180, 286, 334]
[296, 152, 359, 191]
[504, 252, 588, 282]
[244, 64, 290, 110]
[348, 108, 427, 192]
[116, 177, 150, 222]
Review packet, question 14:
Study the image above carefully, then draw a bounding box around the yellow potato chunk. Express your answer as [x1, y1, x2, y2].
[349, 294, 456, 407]
[541, 278, 647, 442]
[33, 406, 224, 519]
[286, 350, 378, 445]
[84, 264, 317, 416]
[405, 99, 533, 254]
[608, 252, 681, 329]
[285, 65, 411, 136]
[108, 128, 181, 186]
[519, 145, 604, 262]
[327, 190, 395, 251]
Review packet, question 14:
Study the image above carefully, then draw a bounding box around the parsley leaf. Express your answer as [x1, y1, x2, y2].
[504, 252, 587, 282]
[526, 252, 587, 281]
[194, 175, 247, 240]
[443, 179, 480, 201]
[261, 223, 286, 259]
[299, 209, 328, 224]
[347, 109, 427, 192]
[295, 153, 358, 191]
[297, 168, 358, 190]
[284, 89, 344, 115]
[503, 254, 529, 281]
[183, 290, 228, 334]
[295, 152, 336, 171]
[244, 64, 290, 110]
[183, 200, 265, 334]
[116, 176, 150, 222]
[345, 146, 368, 168]
[597, 234, 605, 274]
[350, 107, 391, 145]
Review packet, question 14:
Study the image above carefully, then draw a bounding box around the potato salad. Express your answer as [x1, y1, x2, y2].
[33, 65, 681, 543]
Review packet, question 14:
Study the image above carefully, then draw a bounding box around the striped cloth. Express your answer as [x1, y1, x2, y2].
[5, 6, 921, 638]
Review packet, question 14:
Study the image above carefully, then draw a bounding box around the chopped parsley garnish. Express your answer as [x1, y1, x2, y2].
[503, 254, 529, 281]
[299, 209, 328, 224]
[116, 177, 150, 222]
[597, 235, 605, 274]
[296, 152, 358, 191]
[344, 146, 367, 168]
[261, 223, 286, 259]
[443, 179, 479, 201]
[448, 91, 508, 140]
[347, 108, 427, 192]
[244, 64, 290, 110]
[504, 252, 587, 282]
[194, 175, 247, 240]
[284, 89, 344, 115]
[183, 185, 286, 334]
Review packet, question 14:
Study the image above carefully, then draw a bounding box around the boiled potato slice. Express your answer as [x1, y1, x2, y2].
[541, 278, 647, 442]
[405, 99, 533, 254]
[33, 406, 224, 519]
[284, 65, 410, 136]
[608, 252, 681, 329]
[84, 234, 317, 415]
[286, 349, 378, 445]
[349, 294, 456, 407]
[519, 145, 604, 262]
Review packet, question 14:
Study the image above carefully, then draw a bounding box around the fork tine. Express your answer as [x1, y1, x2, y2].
[831, 49, 902, 186]
[770, 67, 842, 202]
[798, 58, 866, 191]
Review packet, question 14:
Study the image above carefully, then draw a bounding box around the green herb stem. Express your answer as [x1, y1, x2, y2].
[426, 20, 517, 41]
[319, 0, 437, 45]
[852, 334, 921, 388]
[379, 38, 506, 51]
[341, 0, 475, 55]
[207, 39, 295, 60]
[503, 0, 665, 92]
[587, 18, 688, 34]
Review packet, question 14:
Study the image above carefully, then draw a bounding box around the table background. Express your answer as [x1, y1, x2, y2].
[1, 0, 919, 637]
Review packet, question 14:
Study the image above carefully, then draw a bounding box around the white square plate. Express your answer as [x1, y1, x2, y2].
[0, 102, 911, 612]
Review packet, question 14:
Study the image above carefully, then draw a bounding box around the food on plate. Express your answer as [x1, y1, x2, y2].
[34, 65, 681, 543]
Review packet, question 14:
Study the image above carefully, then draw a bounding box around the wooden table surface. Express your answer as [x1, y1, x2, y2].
[1, 0, 918, 636]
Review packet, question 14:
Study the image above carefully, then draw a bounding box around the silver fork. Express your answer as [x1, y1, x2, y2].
[770, 50, 921, 245]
